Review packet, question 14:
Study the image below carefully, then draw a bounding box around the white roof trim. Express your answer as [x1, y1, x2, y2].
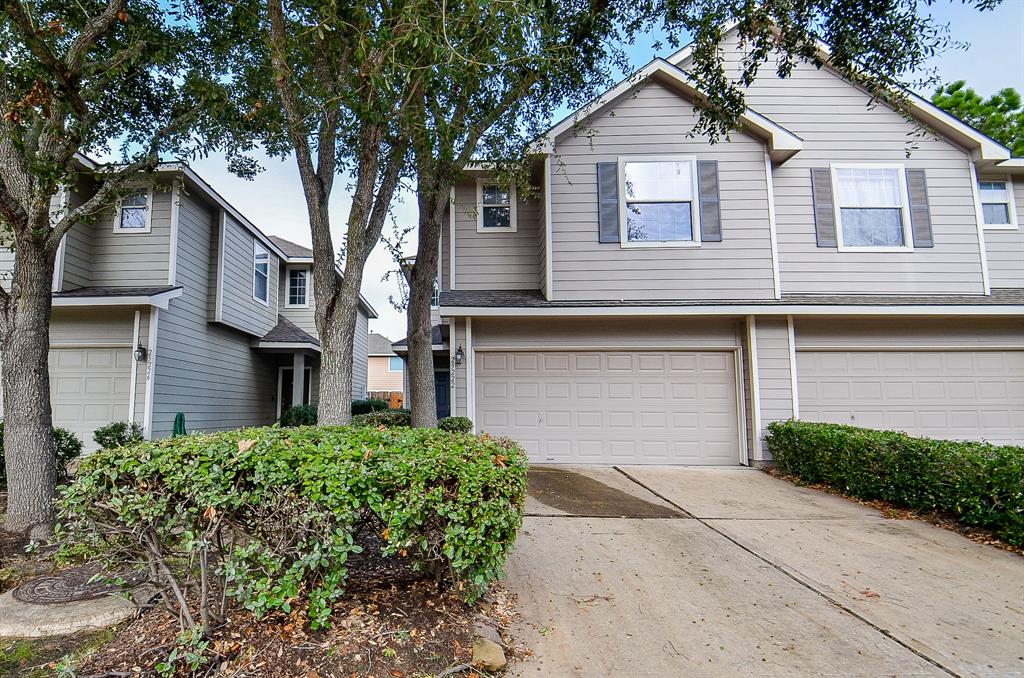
[440, 303, 1023, 317]
[255, 341, 322, 351]
[53, 287, 183, 310]
[539, 59, 803, 164]
[665, 26, 1010, 163]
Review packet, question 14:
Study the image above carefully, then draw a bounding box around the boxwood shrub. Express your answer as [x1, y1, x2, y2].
[352, 408, 411, 428]
[766, 420, 1024, 545]
[438, 416, 473, 434]
[351, 398, 389, 415]
[57, 425, 527, 630]
[279, 404, 318, 427]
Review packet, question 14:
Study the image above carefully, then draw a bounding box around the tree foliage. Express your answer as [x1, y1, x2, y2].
[933, 80, 1024, 156]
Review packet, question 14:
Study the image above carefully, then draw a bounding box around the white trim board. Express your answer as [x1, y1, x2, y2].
[167, 180, 181, 286]
[143, 307, 159, 439]
[440, 304, 1024, 317]
[466, 318, 475, 432]
[787, 315, 799, 419]
[746, 315, 763, 460]
[764, 153, 781, 299]
[543, 155, 554, 300]
[969, 159, 993, 294]
[128, 310, 141, 424]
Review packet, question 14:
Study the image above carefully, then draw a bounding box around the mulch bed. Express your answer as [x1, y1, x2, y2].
[764, 468, 1024, 557]
[72, 530, 520, 677]
[0, 492, 49, 595]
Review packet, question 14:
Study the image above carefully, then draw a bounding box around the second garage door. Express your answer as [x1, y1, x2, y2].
[50, 348, 133, 450]
[475, 350, 742, 465]
[797, 349, 1024, 445]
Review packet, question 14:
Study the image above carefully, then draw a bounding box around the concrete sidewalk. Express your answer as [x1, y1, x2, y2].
[506, 467, 1024, 677]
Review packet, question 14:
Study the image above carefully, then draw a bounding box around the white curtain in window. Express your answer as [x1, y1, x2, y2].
[835, 168, 902, 207]
[623, 161, 692, 201]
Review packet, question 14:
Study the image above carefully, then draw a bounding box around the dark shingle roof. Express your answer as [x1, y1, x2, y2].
[268, 236, 313, 259]
[54, 286, 180, 298]
[392, 324, 447, 349]
[261, 315, 320, 345]
[368, 333, 396, 356]
[439, 288, 1024, 309]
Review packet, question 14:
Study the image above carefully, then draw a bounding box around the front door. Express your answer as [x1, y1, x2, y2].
[434, 370, 450, 419]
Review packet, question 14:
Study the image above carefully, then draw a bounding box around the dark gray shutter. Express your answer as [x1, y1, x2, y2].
[906, 168, 933, 248]
[810, 168, 837, 247]
[597, 162, 619, 243]
[697, 160, 722, 242]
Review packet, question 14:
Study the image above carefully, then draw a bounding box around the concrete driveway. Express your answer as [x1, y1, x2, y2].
[506, 467, 1024, 677]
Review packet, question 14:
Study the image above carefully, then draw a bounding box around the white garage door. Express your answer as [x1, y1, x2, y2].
[797, 350, 1024, 444]
[475, 350, 742, 465]
[50, 348, 133, 449]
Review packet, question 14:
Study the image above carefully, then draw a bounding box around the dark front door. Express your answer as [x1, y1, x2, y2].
[280, 367, 312, 413]
[434, 371, 450, 419]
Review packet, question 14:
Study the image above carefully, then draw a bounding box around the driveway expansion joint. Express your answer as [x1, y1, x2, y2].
[612, 466, 961, 678]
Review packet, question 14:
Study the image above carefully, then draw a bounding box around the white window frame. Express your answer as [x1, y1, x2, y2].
[430, 275, 440, 309]
[388, 355, 404, 372]
[979, 175, 1018, 230]
[285, 266, 309, 308]
[475, 179, 517, 233]
[617, 155, 702, 249]
[252, 240, 270, 306]
[113, 185, 154, 234]
[831, 163, 913, 253]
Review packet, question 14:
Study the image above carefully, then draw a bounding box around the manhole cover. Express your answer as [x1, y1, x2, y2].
[13, 564, 149, 605]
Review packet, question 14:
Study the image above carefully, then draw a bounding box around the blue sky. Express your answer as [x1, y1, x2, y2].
[191, 0, 1024, 339]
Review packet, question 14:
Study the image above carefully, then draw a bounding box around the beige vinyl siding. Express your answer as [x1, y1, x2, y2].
[87, 183, 172, 287]
[689, 33, 986, 295]
[218, 213, 279, 337]
[353, 307, 369, 400]
[278, 264, 317, 335]
[150, 192, 278, 438]
[549, 79, 775, 301]
[452, 181, 541, 290]
[368, 356, 404, 392]
[751, 316, 796, 460]
[983, 174, 1024, 288]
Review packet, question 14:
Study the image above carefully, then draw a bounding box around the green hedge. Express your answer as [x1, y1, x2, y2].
[351, 408, 411, 428]
[58, 425, 527, 629]
[279, 404, 318, 427]
[351, 398, 389, 415]
[438, 417, 473, 434]
[766, 420, 1024, 545]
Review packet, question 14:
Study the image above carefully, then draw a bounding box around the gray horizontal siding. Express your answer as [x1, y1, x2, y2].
[453, 181, 542, 290]
[278, 264, 317, 335]
[87, 183, 172, 287]
[353, 307, 368, 400]
[151, 192, 278, 438]
[218, 213, 279, 337]
[692, 32, 986, 295]
[983, 174, 1024, 289]
[61, 182, 92, 289]
[550, 80, 775, 301]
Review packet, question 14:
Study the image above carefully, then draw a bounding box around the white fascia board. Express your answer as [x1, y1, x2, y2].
[255, 341, 322, 351]
[53, 288, 184, 310]
[538, 60, 802, 164]
[439, 303, 1023, 317]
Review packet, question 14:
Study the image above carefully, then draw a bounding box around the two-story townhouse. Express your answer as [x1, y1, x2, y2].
[0, 157, 375, 450]
[437, 26, 1024, 466]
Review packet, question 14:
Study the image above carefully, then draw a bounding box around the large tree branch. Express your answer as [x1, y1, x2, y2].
[66, 0, 128, 71]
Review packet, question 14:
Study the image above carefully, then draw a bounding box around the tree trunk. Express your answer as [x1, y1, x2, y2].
[316, 247, 369, 427]
[407, 184, 447, 428]
[1, 243, 57, 539]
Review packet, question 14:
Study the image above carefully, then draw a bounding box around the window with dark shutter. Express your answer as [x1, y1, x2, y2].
[697, 160, 722, 242]
[597, 162, 619, 243]
[810, 168, 837, 247]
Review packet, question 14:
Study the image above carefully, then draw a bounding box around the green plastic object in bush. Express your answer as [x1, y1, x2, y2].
[93, 421, 144, 450]
[438, 416, 473, 434]
[351, 398, 389, 415]
[280, 404, 318, 427]
[58, 425, 527, 630]
[351, 408, 411, 428]
[765, 420, 1024, 546]
[0, 421, 84, 487]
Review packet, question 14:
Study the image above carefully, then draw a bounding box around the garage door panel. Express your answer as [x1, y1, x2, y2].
[798, 350, 1024, 445]
[476, 350, 740, 465]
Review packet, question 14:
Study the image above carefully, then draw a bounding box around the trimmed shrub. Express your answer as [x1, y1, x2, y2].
[0, 421, 83, 487]
[438, 417, 473, 434]
[57, 425, 527, 631]
[351, 398, 389, 415]
[766, 420, 1024, 545]
[93, 421, 144, 450]
[352, 408, 411, 428]
[280, 404, 318, 427]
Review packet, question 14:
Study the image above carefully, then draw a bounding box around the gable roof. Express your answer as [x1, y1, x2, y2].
[664, 24, 1012, 166]
[269, 235, 314, 260]
[368, 333, 397, 356]
[260, 315, 321, 347]
[540, 58, 803, 164]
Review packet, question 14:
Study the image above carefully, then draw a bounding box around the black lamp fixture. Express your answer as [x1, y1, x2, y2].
[454, 345, 465, 365]
[134, 344, 147, 362]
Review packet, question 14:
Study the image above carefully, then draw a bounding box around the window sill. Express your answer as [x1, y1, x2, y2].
[620, 241, 701, 249]
[252, 295, 270, 307]
[836, 246, 915, 253]
[285, 303, 310, 309]
[476, 226, 517, 234]
[112, 227, 152, 235]
[982, 223, 1018, 231]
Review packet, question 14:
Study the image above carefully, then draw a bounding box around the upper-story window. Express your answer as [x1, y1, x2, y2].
[832, 166, 912, 250]
[286, 267, 308, 307]
[476, 180, 517, 232]
[619, 157, 700, 247]
[388, 356, 403, 372]
[114, 189, 151, 233]
[979, 179, 1015, 227]
[253, 241, 270, 305]
[430, 275, 439, 308]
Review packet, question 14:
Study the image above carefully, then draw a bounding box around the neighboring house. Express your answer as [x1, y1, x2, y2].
[435, 26, 1024, 466]
[0, 158, 376, 450]
[367, 332, 404, 395]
